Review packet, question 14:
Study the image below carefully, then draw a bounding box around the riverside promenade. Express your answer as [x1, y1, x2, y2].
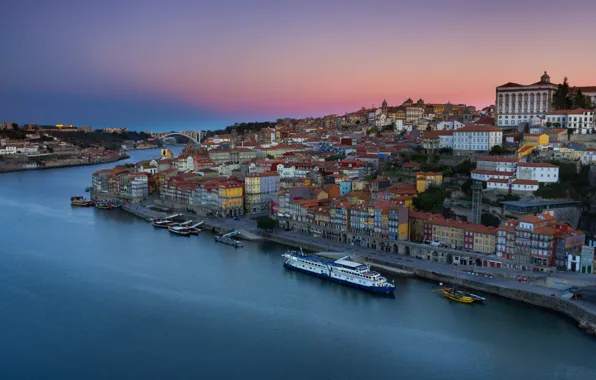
[119, 203, 596, 334]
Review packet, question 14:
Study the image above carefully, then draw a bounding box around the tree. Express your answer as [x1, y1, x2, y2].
[489, 145, 504, 155]
[454, 160, 476, 175]
[552, 77, 573, 110]
[257, 216, 277, 230]
[413, 186, 447, 213]
[325, 154, 346, 162]
[266, 154, 275, 159]
[426, 125, 432, 131]
[573, 88, 592, 109]
[546, 122, 552, 128]
[438, 147, 453, 155]
[461, 178, 473, 196]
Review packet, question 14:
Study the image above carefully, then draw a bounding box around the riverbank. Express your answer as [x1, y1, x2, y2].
[114, 202, 596, 335]
[0, 154, 129, 173]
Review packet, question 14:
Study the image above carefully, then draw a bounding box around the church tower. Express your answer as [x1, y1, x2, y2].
[382, 99, 388, 114]
[541, 71, 550, 83]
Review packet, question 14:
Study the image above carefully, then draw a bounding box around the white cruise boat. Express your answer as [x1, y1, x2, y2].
[282, 250, 395, 294]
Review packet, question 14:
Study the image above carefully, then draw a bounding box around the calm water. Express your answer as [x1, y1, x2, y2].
[1, 148, 595, 380]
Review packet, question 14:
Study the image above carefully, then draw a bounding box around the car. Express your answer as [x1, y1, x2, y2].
[233, 216, 239, 220]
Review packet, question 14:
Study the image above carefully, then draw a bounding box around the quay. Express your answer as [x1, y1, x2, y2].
[105, 199, 596, 335]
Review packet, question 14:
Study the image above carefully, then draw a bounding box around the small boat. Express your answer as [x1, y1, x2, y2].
[168, 225, 192, 236]
[71, 196, 94, 207]
[467, 293, 486, 303]
[215, 235, 243, 247]
[152, 219, 178, 228]
[168, 222, 203, 236]
[95, 202, 115, 210]
[440, 287, 475, 304]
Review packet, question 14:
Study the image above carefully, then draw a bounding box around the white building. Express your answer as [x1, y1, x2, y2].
[471, 169, 514, 182]
[437, 119, 465, 131]
[130, 174, 149, 200]
[476, 156, 518, 172]
[439, 134, 453, 149]
[511, 179, 539, 192]
[0, 146, 17, 155]
[276, 164, 313, 178]
[496, 71, 558, 127]
[516, 162, 559, 183]
[545, 109, 594, 135]
[487, 178, 510, 190]
[453, 125, 503, 152]
[582, 148, 596, 165]
[406, 106, 425, 124]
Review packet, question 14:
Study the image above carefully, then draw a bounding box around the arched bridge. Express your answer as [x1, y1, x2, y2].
[150, 131, 204, 145]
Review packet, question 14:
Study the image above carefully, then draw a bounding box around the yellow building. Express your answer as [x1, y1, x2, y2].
[218, 183, 244, 216]
[416, 172, 443, 194]
[517, 144, 536, 159]
[523, 133, 549, 147]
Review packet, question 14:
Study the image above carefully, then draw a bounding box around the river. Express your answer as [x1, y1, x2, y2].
[0, 148, 595, 380]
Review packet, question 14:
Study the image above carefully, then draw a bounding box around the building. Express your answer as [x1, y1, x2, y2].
[511, 179, 539, 192]
[582, 148, 596, 165]
[471, 169, 514, 183]
[421, 130, 453, 151]
[453, 125, 503, 152]
[476, 156, 518, 172]
[245, 171, 281, 213]
[522, 133, 549, 147]
[416, 172, 443, 193]
[496, 72, 557, 127]
[516, 162, 559, 183]
[545, 109, 595, 135]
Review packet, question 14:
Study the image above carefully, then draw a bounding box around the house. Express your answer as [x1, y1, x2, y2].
[516, 162, 559, 183]
[453, 125, 503, 152]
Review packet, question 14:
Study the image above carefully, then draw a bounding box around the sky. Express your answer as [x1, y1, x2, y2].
[1, 0, 596, 131]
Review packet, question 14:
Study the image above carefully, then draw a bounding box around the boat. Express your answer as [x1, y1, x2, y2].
[440, 287, 475, 304]
[95, 202, 115, 210]
[215, 235, 243, 247]
[214, 230, 243, 247]
[168, 225, 192, 236]
[282, 249, 396, 295]
[168, 222, 203, 236]
[70, 196, 94, 207]
[152, 219, 178, 228]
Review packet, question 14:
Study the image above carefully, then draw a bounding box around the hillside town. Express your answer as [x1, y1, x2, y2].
[90, 72, 596, 275]
[0, 123, 159, 172]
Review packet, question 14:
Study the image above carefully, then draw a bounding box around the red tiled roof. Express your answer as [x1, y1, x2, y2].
[477, 156, 518, 163]
[512, 179, 539, 185]
[487, 178, 509, 183]
[497, 82, 523, 88]
[517, 162, 557, 168]
[457, 125, 501, 132]
[472, 169, 514, 176]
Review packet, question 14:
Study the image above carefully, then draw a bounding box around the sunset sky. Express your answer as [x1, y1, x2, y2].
[1, 0, 596, 131]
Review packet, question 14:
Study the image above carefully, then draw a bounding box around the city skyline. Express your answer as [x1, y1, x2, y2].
[2, 0, 596, 130]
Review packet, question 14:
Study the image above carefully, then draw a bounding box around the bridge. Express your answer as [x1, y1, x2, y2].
[150, 131, 205, 145]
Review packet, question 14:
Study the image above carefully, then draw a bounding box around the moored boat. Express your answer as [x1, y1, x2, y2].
[440, 287, 474, 304]
[282, 250, 396, 295]
[95, 202, 115, 210]
[70, 196, 94, 207]
[215, 235, 243, 247]
[168, 222, 203, 236]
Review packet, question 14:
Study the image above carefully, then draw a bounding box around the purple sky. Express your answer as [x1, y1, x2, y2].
[1, 0, 595, 131]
